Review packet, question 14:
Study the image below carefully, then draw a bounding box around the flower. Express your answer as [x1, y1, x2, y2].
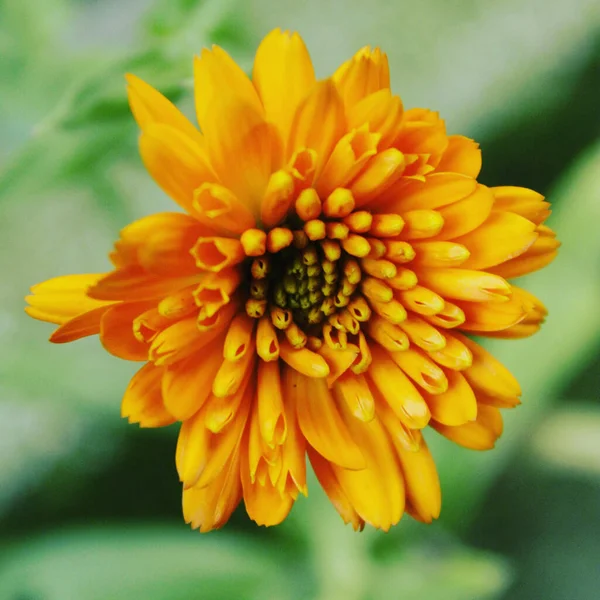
[26, 29, 559, 532]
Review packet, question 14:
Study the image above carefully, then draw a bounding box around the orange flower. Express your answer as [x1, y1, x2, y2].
[26, 29, 559, 532]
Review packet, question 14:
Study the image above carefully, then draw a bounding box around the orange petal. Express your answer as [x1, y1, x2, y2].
[191, 237, 245, 272]
[162, 337, 225, 420]
[194, 45, 263, 131]
[295, 373, 365, 470]
[150, 302, 235, 366]
[121, 362, 174, 427]
[49, 305, 112, 343]
[193, 183, 256, 234]
[88, 266, 203, 302]
[100, 302, 153, 360]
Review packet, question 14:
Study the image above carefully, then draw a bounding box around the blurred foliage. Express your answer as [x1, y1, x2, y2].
[1, 0, 599, 598]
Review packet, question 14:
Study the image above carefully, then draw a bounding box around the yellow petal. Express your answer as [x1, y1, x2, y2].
[435, 135, 481, 178]
[425, 331, 473, 371]
[308, 448, 365, 531]
[416, 268, 512, 303]
[295, 373, 365, 470]
[455, 211, 538, 270]
[182, 451, 242, 533]
[316, 126, 380, 198]
[25, 274, 110, 325]
[456, 291, 530, 334]
[392, 108, 448, 171]
[378, 172, 477, 213]
[456, 333, 521, 400]
[411, 241, 470, 268]
[396, 285, 445, 316]
[393, 432, 441, 523]
[121, 362, 174, 427]
[399, 314, 446, 352]
[330, 409, 405, 531]
[333, 46, 390, 109]
[423, 370, 477, 426]
[139, 123, 217, 215]
[350, 148, 405, 206]
[126, 73, 204, 146]
[433, 184, 495, 240]
[491, 186, 550, 225]
[252, 28, 316, 141]
[288, 79, 346, 175]
[279, 341, 330, 378]
[389, 346, 449, 395]
[367, 345, 430, 428]
[333, 372, 375, 422]
[432, 404, 503, 450]
[197, 75, 282, 207]
[257, 360, 287, 446]
[194, 45, 263, 131]
[347, 89, 403, 148]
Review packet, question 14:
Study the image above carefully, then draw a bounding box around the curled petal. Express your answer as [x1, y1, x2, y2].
[121, 362, 174, 427]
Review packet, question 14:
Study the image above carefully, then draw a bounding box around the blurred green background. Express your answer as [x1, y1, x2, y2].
[1, 0, 600, 598]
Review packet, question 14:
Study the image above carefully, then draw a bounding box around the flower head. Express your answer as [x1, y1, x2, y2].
[26, 29, 559, 532]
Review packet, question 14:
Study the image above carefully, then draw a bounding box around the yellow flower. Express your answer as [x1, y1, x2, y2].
[26, 29, 560, 532]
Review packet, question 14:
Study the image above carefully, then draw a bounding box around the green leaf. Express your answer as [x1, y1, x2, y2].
[0, 526, 290, 600]
[367, 546, 511, 600]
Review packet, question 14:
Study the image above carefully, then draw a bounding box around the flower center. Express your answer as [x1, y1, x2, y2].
[244, 230, 369, 346]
